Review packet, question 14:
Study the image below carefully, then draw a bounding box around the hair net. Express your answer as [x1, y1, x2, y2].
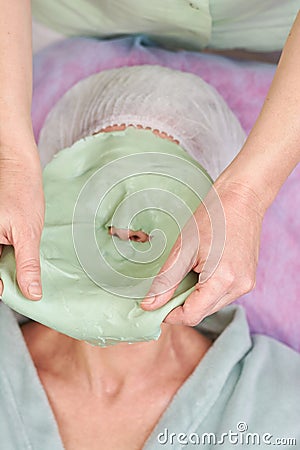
[38, 65, 246, 179]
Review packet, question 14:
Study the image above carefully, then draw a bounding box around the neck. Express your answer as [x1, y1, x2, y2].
[25, 125, 211, 396]
[22, 321, 211, 396]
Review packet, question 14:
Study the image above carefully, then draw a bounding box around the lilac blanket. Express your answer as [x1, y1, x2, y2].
[32, 36, 300, 351]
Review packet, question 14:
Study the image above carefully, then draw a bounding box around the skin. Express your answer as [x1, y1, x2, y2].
[141, 12, 300, 324]
[108, 226, 150, 242]
[21, 318, 211, 450]
[0, 0, 44, 300]
[102, 124, 177, 244]
[0, 6, 299, 327]
[18, 123, 211, 449]
[1, 8, 298, 450]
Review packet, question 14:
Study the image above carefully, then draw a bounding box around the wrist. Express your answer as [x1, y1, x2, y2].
[0, 138, 40, 169]
[215, 158, 275, 216]
[0, 123, 37, 156]
[213, 177, 267, 221]
[216, 136, 297, 213]
[0, 108, 34, 140]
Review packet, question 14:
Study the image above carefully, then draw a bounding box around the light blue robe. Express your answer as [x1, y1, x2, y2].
[0, 303, 299, 449]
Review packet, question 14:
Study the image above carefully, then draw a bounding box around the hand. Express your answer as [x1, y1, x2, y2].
[0, 144, 45, 300]
[141, 180, 264, 325]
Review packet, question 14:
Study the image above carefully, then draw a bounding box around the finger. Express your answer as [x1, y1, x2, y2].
[141, 216, 200, 310]
[140, 238, 197, 310]
[14, 237, 42, 301]
[163, 278, 231, 326]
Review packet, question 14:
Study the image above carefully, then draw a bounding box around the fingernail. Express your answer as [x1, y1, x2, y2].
[28, 282, 42, 298]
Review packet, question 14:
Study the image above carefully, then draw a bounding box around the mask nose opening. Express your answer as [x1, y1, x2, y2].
[108, 226, 150, 243]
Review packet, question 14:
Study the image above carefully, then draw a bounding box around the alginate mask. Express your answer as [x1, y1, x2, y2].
[0, 127, 212, 346]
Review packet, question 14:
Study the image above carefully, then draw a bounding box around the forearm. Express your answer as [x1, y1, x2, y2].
[0, 0, 35, 150]
[219, 11, 300, 212]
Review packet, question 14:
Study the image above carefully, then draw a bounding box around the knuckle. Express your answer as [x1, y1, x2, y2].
[183, 317, 202, 327]
[0, 223, 10, 243]
[218, 267, 235, 288]
[14, 225, 42, 247]
[171, 241, 182, 260]
[154, 273, 176, 293]
[240, 275, 256, 294]
[17, 258, 40, 274]
[224, 269, 235, 286]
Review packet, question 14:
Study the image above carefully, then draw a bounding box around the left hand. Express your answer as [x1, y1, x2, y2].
[140, 180, 264, 326]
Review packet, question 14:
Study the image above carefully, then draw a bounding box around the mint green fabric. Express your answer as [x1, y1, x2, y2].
[0, 128, 212, 345]
[31, 0, 299, 51]
[209, 0, 299, 52]
[32, 0, 211, 51]
[0, 303, 299, 449]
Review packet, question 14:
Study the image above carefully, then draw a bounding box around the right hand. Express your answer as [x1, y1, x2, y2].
[142, 179, 263, 325]
[0, 143, 45, 300]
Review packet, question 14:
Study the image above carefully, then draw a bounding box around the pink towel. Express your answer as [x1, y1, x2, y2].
[32, 36, 300, 351]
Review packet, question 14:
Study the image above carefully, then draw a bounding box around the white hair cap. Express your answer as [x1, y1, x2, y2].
[38, 65, 246, 179]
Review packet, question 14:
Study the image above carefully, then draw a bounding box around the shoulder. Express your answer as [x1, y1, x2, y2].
[232, 333, 300, 433]
[244, 333, 300, 383]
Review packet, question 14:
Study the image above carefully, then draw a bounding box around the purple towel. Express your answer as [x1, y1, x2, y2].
[32, 36, 300, 351]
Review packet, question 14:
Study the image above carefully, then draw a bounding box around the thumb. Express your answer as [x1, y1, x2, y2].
[14, 237, 42, 301]
[141, 221, 199, 310]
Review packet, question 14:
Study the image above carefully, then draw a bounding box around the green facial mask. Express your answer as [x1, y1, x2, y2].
[0, 128, 212, 346]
